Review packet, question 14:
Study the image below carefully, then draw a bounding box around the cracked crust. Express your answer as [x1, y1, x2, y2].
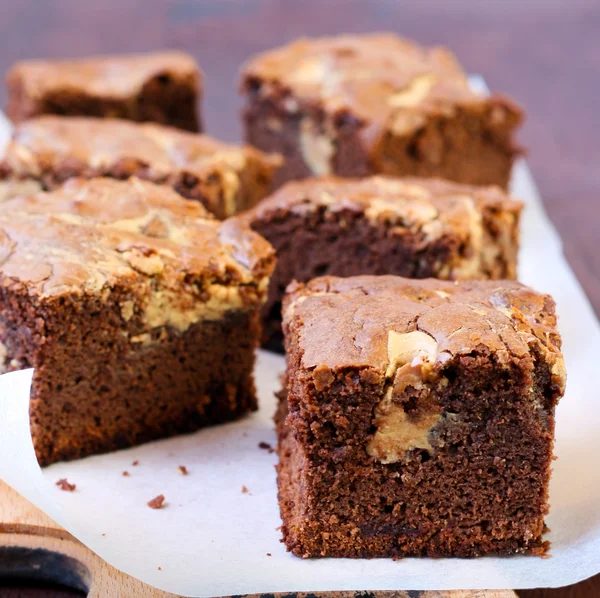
[242, 33, 489, 125]
[283, 275, 564, 392]
[7, 52, 201, 101]
[0, 116, 280, 219]
[0, 177, 275, 305]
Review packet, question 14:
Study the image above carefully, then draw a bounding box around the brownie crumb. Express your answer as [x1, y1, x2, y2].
[56, 478, 76, 492]
[158, 567, 162, 571]
[122, 471, 130, 477]
[241, 485, 249, 494]
[178, 465, 189, 475]
[266, 553, 272, 557]
[258, 441, 275, 453]
[132, 460, 139, 466]
[101, 533, 106, 537]
[147, 494, 166, 509]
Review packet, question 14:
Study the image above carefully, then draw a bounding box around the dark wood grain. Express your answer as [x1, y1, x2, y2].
[518, 574, 600, 598]
[0, 1, 597, 597]
[0, 583, 84, 598]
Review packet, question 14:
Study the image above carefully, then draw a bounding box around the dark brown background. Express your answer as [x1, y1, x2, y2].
[0, 0, 597, 596]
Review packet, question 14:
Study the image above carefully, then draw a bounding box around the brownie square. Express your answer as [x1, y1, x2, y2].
[278, 275, 566, 558]
[0, 116, 280, 219]
[5, 51, 203, 132]
[237, 175, 522, 350]
[240, 33, 523, 189]
[0, 177, 275, 465]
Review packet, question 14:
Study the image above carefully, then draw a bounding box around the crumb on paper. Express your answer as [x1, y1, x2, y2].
[132, 460, 139, 466]
[122, 471, 130, 477]
[241, 485, 251, 495]
[158, 566, 162, 571]
[56, 478, 76, 492]
[101, 533, 106, 537]
[147, 494, 166, 509]
[258, 441, 275, 454]
[178, 465, 189, 475]
[266, 553, 272, 557]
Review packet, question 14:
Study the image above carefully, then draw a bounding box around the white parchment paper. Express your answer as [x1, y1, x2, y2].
[0, 80, 599, 595]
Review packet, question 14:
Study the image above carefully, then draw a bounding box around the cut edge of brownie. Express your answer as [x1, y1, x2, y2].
[241, 77, 523, 189]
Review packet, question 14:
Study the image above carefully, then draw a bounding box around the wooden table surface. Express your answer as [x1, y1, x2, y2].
[0, 0, 597, 596]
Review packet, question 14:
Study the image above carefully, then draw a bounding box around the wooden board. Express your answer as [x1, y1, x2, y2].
[0, 481, 516, 597]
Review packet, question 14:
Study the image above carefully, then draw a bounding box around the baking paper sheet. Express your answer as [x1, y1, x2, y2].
[0, 79, 599, 596]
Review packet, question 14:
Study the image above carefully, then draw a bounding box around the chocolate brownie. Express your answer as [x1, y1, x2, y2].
[0, 116, 280, 219]
[6, 51, 203, 131]
[236, 175, 522, 350]
[240, 33, 523, 188]
[0, 177, 275, 465]
[278, 275, 566, 558]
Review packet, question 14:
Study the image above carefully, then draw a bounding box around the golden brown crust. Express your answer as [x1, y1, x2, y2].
[0, 116, 281, 218]
[0, 177, 275, 303]
[283, 275, 565, 394]
[241, 32, 523, 136]
[246, 174, 521, 221]
[6, 51, 202, 102]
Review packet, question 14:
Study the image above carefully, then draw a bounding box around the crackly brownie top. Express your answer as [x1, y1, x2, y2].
[7, 51, 202, 100]
[241, 175, 522, 279]
[0, 178, 274, 314]
[244, 174, 521, 224]
[284, 275, 565, 393]
[241, 33, 521, 131]
[0, 116, 278, 183]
